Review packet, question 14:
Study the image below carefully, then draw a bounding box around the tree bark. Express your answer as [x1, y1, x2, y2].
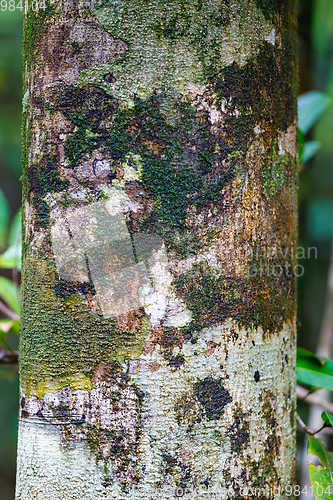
[16, 0, 298, 498]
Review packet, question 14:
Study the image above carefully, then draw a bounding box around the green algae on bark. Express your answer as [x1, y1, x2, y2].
[20, 254, 150, 396]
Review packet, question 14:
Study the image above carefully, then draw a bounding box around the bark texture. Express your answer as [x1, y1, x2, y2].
[16, 0, 298, 498]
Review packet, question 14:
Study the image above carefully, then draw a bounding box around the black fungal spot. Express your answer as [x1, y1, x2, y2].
[195, 377, 232, 420]
[103, 72, 116, 83]
[164, 352, 185, 369]
[201, 476, 210, 489]
[183, 332, 192, 342]
[254, 370, 260, 382]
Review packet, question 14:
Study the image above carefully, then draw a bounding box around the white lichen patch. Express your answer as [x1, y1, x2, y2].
[278, 123, 298, 158]
[264, 28, 276, 45]
[111, 153, 143, 189]
[50, 194, 192, 324]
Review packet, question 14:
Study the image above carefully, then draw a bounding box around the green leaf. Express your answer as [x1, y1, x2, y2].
[297, 350, 333, 390]
[0, 319, 19, 335]
[0, 244, 21, 270]
[0, 320, 14, 334]
[297, 348, 325, 366]
[297, 369, 333, 391]
[298, 128, 305, 164]
[298, 91, 331, 135]
[322, 412, 333, 427]
[10, 320, 20, 334]
[8, 208, 21, 247]
[308, 436, 333, 500]
[0, 276, 20, 314]
[308, 200, 333, 240]
[0, 188, 10, 248]
[301, 141, 322, 164]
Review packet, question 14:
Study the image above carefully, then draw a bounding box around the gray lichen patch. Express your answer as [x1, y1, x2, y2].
[90, 0, 275, 101]
[20, 362, 144, 487]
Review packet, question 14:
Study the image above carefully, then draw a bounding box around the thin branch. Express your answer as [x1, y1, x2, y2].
[0, 299, 20, 321]
[296, 413, 333, 435]
[0, 350, 18, 364]
[297, 384, 333, 414]
[297, 425, 333, 435]
[296, 414, 325, 435]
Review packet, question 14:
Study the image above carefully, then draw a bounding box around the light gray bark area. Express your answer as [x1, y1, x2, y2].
[16, 322, 296, 499]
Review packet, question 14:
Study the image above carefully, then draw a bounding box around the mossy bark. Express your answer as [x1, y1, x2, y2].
[16, 0, 298, 498]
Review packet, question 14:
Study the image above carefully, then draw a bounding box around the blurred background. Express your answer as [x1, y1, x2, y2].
[1, 0, 333, 498]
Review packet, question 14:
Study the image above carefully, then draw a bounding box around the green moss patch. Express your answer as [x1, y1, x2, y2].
[20, 255, 150, 396]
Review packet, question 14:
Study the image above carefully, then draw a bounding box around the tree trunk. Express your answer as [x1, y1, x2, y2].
[16, 0, 298, 498]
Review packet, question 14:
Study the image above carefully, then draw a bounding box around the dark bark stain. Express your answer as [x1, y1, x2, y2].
[194, 377, 232, 420]
[228, 406, 250, 454]
[160, 452, 192, 491]
[164, 352, 185, 369]
[174, 258, 296, 334]
[255, 0, 289, 20]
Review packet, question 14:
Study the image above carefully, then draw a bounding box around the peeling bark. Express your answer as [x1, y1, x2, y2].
[16, 0, 298, 498]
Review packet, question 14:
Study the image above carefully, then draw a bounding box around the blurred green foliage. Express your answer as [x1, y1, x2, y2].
[0, 9, 22, 499]
[0, 9, 22, 213]
[307, 436, 333, 500]
[298, 90, 330, 164]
